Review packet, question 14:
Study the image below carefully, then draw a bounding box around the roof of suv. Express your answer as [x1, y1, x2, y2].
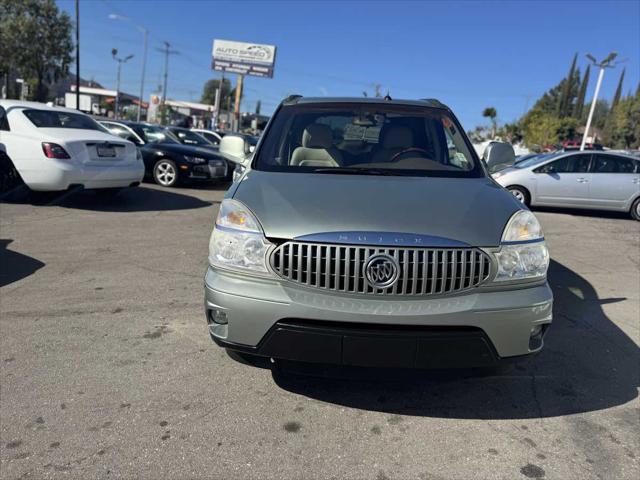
[281, 96, 449, 110]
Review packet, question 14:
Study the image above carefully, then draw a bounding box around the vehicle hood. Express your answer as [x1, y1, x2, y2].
[144, 143, 222, 158]
[233, 172, 522, 247]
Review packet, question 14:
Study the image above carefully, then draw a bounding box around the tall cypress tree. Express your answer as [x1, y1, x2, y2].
[573, 64, 590, 119]
[557, 53, 577, 117]
[611, 68, 626, 110]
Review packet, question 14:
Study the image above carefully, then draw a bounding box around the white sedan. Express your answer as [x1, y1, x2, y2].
[0, 100, 144, 193]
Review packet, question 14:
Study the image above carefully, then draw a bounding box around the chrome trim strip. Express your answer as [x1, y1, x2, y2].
[501, 237, 546, 246]
[293, 231, 471, 247]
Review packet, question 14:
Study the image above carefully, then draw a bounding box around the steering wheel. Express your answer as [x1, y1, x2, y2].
[389, 147, 429, 163]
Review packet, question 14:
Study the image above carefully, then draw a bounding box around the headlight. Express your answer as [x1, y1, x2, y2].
[493, 210, 549, 282]
[208, 199, 272, 274]
[184, 156, 207, 164]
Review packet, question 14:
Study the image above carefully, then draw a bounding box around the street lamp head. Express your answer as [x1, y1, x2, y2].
[586, 53, 597, 64]
[602, 52, 618, 66]
[111, 48, 118, 58]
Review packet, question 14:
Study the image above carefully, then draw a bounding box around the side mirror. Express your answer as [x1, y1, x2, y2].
[219, 135, 252, 165]
[483, 142, 515, 174]
[126, 135, 141, 145]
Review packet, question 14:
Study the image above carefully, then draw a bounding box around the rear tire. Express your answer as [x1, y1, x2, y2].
[153, 159, 179, 187]
[0, 154, 25, 196]
[631, 197, 640, 221]
[507, 186, 530, 206]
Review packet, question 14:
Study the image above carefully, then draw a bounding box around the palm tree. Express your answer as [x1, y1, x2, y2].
[482, 107, 498, 138]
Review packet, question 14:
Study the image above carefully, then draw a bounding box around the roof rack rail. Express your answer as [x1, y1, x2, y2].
[282, 94, 303, 105]
[419, 98, 447, 108]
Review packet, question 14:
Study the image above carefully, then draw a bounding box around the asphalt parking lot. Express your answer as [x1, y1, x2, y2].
[1, 183, 638, 480]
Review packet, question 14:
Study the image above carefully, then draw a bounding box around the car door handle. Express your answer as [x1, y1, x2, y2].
[576, 178, 589, 183]
[633, 178, 640, 184]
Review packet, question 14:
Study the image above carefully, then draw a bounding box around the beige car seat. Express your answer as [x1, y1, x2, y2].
[290, 124, 343, 167]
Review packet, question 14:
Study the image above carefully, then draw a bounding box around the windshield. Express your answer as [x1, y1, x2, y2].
[23, 109, 103, 131]
[254, 103, 481, 177]
[133, 125, 179, 144]
[171, 128, 211, 146]
[516, 153, 559, 168]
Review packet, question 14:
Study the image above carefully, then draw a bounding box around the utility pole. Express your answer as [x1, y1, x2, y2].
[75, 0, 80, 110]
[581, 52, 619, 150]
[233, 74, 243, 132]
[108, 14, 149, 122]
[157, 41, 179, 125]
[112, 49, 134, 119]
[138, 28, 148, 121]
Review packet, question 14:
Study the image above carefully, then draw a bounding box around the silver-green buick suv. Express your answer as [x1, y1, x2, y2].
[204, 96, 552, 369]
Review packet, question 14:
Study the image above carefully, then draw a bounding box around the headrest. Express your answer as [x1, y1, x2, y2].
[382, 126, 413, 149]
[302, 124, 333, 149]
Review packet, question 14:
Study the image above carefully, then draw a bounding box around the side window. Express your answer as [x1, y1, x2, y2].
[593, 154, 636, 174]
[0, 107, 9, 131]
[443, 123, 470, 170]
[202, 132, 220, 145]
[536, 155, 590, 173]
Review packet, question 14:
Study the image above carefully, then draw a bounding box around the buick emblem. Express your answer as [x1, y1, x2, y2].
[364, 254, 400, 289]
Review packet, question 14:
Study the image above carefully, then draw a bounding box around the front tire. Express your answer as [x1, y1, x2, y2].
[507, 186, 530, 206]
[631, 197, 640, 221]
[153, 159, 179, 187]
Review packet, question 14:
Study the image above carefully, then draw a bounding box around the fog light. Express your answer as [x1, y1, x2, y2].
[530, 324, 543, 337]
[207, 308, 228, 325]
[528, 323, 548, 350]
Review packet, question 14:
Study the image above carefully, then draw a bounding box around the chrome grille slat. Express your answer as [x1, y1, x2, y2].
[270, 242, 491, 296]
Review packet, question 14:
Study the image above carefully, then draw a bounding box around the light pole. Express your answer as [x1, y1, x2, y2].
[108, 14, 148, 122]
[111, 49, 134, 119]
[581, 52, 618, 150]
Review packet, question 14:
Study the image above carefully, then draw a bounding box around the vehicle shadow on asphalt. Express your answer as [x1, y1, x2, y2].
[1, 185, 214, 212]
[271, 259, 639, 419]
[0, 239, 45, 288]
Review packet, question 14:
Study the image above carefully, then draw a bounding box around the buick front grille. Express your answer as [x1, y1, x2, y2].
[269, 241, 492, 296]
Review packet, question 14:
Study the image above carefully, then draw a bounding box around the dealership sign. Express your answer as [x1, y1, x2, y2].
[211, 39, 276, 78]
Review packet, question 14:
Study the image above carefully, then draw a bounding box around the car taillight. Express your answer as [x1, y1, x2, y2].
[42, 142, 70, 159]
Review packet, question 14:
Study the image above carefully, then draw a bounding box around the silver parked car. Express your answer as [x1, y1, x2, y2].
[204, 96, 553, 369]
[493, 151, 640, 220]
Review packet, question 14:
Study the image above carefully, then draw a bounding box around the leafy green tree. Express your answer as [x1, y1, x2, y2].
[573, 64, 590, 119]
[557, 54, 578, 117]
[602, 93, 640, 149]
[0, 0, 73, 101]
[581, 99, 610, 130]
[611, 68, 626, 111]
[201, 78, 234, 108]
[482, 107, 497, 138]
[521, 111, 562, 147]
[497, 122, 523, 143]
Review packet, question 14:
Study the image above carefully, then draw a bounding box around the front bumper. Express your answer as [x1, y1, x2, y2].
[204, 267, 553, 367]
[185, 160, 227, 181]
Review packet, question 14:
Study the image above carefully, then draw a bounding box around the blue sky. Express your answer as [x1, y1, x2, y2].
[58, 0, 639, 129]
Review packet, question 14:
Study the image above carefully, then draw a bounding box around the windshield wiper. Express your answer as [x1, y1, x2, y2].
[312, 167, 407, 176]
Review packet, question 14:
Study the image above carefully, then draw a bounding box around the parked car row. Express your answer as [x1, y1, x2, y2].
[99, 120, 231, 187]
[0, 100, 245, 196]
[493, 150, 640, 220]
